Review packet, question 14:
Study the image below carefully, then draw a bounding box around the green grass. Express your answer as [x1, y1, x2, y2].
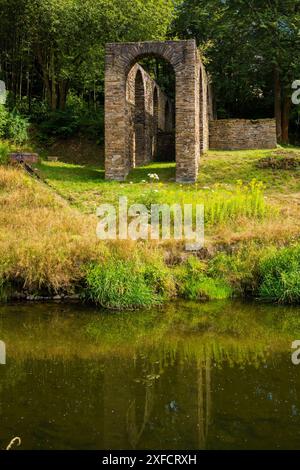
[198, 147, 300, 193]
[259, 244, 300, 304]
[176, 257, 233, 301]
[84, 259, 161, 309]
[35, 147, 300, 211]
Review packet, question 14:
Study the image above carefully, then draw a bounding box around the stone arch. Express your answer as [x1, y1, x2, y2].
[105, 40, 203, 182]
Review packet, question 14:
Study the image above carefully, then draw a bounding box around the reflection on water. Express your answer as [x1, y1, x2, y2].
[0, 300, 300, 449]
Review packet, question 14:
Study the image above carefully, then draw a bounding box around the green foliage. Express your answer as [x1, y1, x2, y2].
[0, 142, 10, 165]
[208, 245, 264, 297]
[7, 110, 29, 144]
[0, 105, 29, 144]
[143, 260, 175, 300]
[137, 179, 268, 227]
[173, 0, 300, 142]
[177, 257, 232, 301]
[259, 245, 300, 304]
[84, 259, 161, 310]
[0, 0, 176, 113]
[35, 97, 104, 144]
[37, 110, 79, 141]
[0, 106, 9, 138]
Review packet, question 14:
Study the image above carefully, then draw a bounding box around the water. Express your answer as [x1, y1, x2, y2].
[0, 300, 300, 450]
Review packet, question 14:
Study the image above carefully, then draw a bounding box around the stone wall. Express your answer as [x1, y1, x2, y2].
[9, 153, 39, 164]
[209, 119, 277, 150]
[199, 63, 209, 154]
[126, 63, 173, 167]
[105, 40, 208, 182]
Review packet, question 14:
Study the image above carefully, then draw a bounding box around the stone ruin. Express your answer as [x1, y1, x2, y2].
[104, 40, 277, 183]
[105, 40, 210, 183]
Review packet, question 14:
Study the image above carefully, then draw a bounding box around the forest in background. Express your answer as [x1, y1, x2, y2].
[0, 0, 300, 146]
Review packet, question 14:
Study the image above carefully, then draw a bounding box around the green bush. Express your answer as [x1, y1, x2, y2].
[84, 259, 160, 310]
[7, 111, 29, 144]
[36, 108, 104, 144]
[177, 257, 232, 301]
[0, 106, 9, 138]
[208, 244, 263, 297]
[37, 110, 79, 140]
[259, 245, 300, 304]
[143, 261, 175, 299]
[0, 105, 29, 144]
[0, 142, 10, 165]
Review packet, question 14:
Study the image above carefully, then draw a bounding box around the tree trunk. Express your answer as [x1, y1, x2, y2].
[58, 80, 69, 110]
[274, 67, 282, 143]
[281, 94, 291, 144]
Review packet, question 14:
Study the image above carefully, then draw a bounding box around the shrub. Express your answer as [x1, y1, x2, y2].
[258, 245, 300, 304]
[177, 257, 232, 301]
[37, 110, 79, 140]
[143, 261, 175, 299]
[34, 96, 104, 144]
[85, 259, 160, 309]
[0, 142, 10, 165]
[0, 105, 29, 144]
[7, 111, 29, 144]
[0, 105, 9, 138]
[208, 244, 263, 297]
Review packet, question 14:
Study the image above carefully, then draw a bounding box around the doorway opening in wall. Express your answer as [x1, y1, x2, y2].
[126, 56, 176, 179]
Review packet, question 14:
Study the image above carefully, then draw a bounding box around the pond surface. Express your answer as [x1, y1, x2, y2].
[0, 300, 300, 450]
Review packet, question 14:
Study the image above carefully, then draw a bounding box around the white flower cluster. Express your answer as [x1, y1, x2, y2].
[147, 173, 159, 181]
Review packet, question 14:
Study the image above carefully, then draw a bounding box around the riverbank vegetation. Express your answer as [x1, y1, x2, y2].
[1, 145, 300, 307]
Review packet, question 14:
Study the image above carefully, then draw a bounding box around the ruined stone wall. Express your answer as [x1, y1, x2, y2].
[199, 62, 209, 154]
[105, 40, 205, 182]
[126, 63, 173, 166]
[209, 119, 277, 150]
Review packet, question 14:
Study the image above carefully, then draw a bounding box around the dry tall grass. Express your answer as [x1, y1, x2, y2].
[0, 166, 105, 293]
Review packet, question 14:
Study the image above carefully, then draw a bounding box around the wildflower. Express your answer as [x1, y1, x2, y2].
[148, 173, 159, 181]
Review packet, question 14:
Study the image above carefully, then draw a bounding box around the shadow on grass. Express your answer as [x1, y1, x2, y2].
[38, 162, 105, 183]
[37, 160, 176, 186]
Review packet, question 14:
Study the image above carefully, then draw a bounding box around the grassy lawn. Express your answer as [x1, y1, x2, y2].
[36, 147, 300, 210]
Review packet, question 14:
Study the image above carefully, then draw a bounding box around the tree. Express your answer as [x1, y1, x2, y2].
[0, 0, 176, 111]
[173, 0, 300, 143]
